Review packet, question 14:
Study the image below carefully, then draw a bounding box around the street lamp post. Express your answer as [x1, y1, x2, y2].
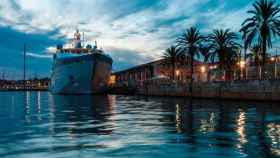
[23, 43, 26, 90]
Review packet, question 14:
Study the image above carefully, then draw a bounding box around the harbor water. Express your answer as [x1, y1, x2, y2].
[0, 91, 279, 158]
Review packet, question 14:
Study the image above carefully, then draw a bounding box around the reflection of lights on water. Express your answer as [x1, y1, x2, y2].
[267, 123, 280, 144]
[25, 91, 31, 123]
[236, 111, 248, 149]
[48, 92, 55, 114]
[37, 91, 41, 109]
[267, 123, 280, 156]
[108, 95, 117, 108]
[107, 95, 116, 120]
[199, 112, 216, 133]
[106, 95, 117, 131]
[26, 91, 30, 108]
[48, 93, 56, 135]
[175, 104, 182, 133]
[37, 91, 42, 121]
[199, 119, 208, 133]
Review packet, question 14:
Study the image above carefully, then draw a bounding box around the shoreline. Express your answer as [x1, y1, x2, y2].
[109, 80, 280, 102]
[0, 88, 48, 91]
[1, 80, 279, 102]
[108, 92, 280, 103]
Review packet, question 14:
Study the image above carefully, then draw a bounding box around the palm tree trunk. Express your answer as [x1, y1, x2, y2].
[172, 63, 175, 80]
[244, 50, 247, 80]
[256, 56, 261, 80]
[261, 38, 267, 80]
[190, 55, 194, 97]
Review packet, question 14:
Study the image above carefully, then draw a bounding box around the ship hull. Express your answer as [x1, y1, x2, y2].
[50, 53, 112, 94]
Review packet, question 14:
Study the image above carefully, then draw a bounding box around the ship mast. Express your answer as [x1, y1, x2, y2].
[82, 32, 85, 48]
[23, 43, 26, 90]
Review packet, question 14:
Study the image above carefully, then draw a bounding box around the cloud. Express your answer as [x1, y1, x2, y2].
[0, 0, 279, 79]
[106, 47, 154, 71]
[0, 26, 61, 79]
[0, 0, 211, 57]
[46, 46, 57, 54]
[26, 52, 52, 59]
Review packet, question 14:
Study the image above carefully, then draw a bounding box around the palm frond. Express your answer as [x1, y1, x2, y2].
[206, 29, 241, 69]
[241, 0, 280, 65]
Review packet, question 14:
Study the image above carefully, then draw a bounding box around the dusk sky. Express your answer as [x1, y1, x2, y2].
[0, 0, 279, 79]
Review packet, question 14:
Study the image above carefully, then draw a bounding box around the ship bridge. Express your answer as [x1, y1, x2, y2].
[56, 29, 100, 54]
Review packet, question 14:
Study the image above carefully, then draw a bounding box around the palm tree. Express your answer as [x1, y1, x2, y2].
[248, 44, 262, 66]
[240, 0, 280, 68]
[248, 44, 263, 79]
[200, 45, 211, 63]
[207, 29, 240, 80]
[162, 45, 183, 80]
[177, 27, 204, 95]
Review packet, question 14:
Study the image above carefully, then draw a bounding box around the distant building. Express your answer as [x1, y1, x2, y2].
[0, 78, 50, 90]
[109, 54, 280, 88]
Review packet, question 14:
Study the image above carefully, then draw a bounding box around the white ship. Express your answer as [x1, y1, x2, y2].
[50, 29, 113, 94]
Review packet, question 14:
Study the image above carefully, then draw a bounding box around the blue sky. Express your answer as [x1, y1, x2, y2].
[0, 0, 279, 79]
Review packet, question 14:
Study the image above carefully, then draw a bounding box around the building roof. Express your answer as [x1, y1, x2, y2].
[113, 59, 162, 75]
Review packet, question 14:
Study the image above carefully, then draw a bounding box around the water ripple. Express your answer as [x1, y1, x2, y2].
[0, 92, 279, 158]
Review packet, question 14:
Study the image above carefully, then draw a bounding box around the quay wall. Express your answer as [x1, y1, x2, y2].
[116, 80, 280, 101]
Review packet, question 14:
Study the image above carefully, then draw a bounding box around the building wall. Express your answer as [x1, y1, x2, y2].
[137, 80, 280, 101]
[112, 59, 208, 87]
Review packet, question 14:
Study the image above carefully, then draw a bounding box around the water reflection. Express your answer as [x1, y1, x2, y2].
[0, 93, 280, 158]
[236, 110, 247, 149]
[154, 97, 280, 157]
[51, 94, 116, 135]
[267, 123, 280, 155]
[24, 91, 31, 123]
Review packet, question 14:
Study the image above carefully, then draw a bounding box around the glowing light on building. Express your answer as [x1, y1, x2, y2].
[239, 61, 245, 68]
[209, 65, 217, 70]
[200, 66, 206, 73]
[175, 70, 180, 77]
[109, 75, 116, 85]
